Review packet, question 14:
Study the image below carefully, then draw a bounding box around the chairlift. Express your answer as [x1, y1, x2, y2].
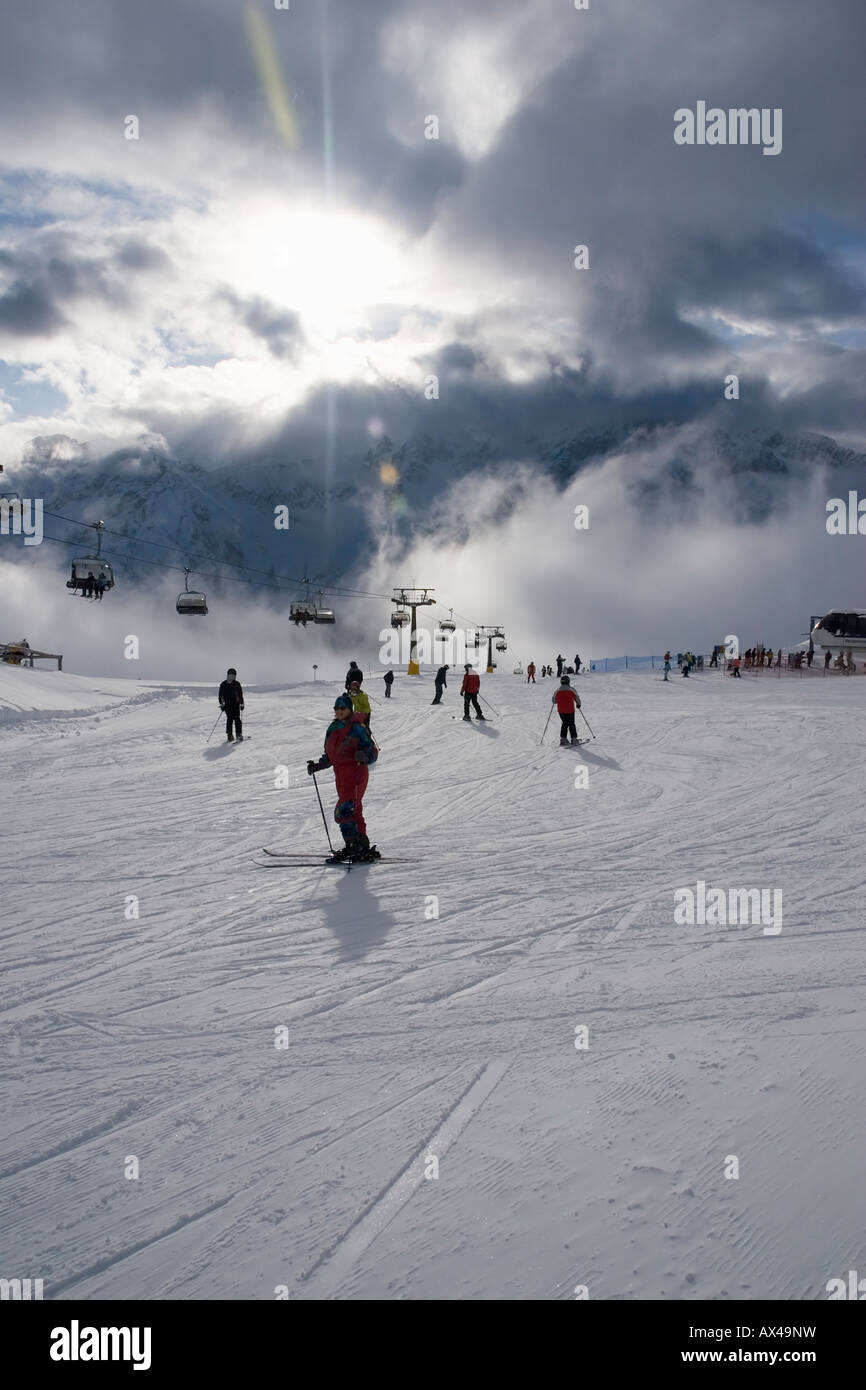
[313, 590, 335, 624]
[176, 568, 208, 616]
[391, 607, 410, 629]
[495, 640, 507, 652]
[439, 607, 456, 634]
[67, 521, 115, 597]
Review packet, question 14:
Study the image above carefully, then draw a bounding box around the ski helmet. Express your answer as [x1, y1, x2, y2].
[464, 663, 472, 671]
[227, 667, 237, 676]
[334, 694, 353, 711]
[560, 675, 570, 684]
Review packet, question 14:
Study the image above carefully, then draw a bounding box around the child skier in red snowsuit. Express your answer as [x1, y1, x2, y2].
[553, 676, 581, 745]
[307, 693, 379, 860]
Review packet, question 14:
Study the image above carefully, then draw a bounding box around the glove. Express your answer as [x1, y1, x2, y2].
[307, 760, 318, 776]
[240, 704, 245, 711]
[219, 703, 225, 711]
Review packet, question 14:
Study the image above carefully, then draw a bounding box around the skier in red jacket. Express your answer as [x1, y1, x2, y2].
[307, 693, 380, 860]
[527, 662, 536, 683]
[460, 664, 485, 721]
[552, 675, 581, 745]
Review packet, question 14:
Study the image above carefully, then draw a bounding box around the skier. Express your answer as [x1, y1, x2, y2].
[732, 656, 741, 677]
[556, 654, 564, 676]
[432, 664, 449, 704]
[682, 656, 690, 677]
[663, 651, 671, 681]
[345, 660, 363, 690]
[348, 678, 371, 726]
[384, 669, 394, 698]
[460, 664, 485, 721]
[218, 667, 245, 741]
[527, 662, 536, 683]
[824, 649, 831, 671]
[553, 675, 581, 745]
[306, 693, 379, 861]
[574, 653, 581, 673]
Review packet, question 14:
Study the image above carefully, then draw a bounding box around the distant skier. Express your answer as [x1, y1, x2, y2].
[306, 693, 379, 861]
[218, 667, 245, 741]
[732, 656, 741, 677]
[663, 651, 671, 681]
[824, 649, 831, 671]
[556, 654, 564, 676]
[460, 664, 485, 721]
[553, 675, 581, 745]
[527, 662, 536, 683]
[345, 660, 363, 690]
[681, 657, 690, 677]
[432, 664, 449, 704]
[348, 678, 371, 726]
[384, 669, 394, 698]
[574, 653, 581, 673]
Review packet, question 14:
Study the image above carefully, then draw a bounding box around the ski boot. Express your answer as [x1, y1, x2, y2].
[326, 841, 355, 864]
[560, 737, 568, 746]
[475, 713, 486, 720]
[348, 834, 381, 863]
[462, 714, 471, 721]
[226, 734, 234, 742]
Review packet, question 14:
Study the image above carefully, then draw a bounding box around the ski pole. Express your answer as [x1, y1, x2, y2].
[579, 706, 596, 739]
[310, 771, 335, 853]
[480, 695, 499, 718]
[207, 712, 223, 743]
[540, 706, 554, 745]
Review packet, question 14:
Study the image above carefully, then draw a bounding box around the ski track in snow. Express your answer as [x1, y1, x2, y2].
[0, 665, 864, 1299]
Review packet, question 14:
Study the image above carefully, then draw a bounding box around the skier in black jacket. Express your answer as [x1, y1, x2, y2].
[432, 664, 449, 704]
[345, 660, 363, 690]
[218, 668, 244, 741]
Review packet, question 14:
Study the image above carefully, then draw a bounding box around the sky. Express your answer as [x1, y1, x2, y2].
[0, 0, 865, 677]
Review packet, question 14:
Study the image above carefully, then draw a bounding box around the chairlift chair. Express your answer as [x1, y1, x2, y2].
[290, 601, 317, 626]
[313, 591, 335, 624]
[439, 608, 456, 634]
[176, 569, 208, 615]
[391, 608, 410, 629]
[66, 520, 115, 596]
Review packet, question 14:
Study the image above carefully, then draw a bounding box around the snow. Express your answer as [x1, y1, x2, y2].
[1, 665, 864, 1300]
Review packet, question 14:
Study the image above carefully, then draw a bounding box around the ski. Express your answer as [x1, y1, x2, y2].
[260, 846, 410, 860]
[253, 856, 408, 869]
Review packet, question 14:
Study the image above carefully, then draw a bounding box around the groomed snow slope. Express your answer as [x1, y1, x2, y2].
[1, 665, 864, 1300]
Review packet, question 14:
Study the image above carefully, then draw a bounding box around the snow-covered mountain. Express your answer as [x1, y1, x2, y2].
[4, 426, 866, 593]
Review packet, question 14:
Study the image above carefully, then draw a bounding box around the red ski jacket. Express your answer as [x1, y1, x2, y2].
[553, 688, 580, 713]
[461, 672, 480, 694]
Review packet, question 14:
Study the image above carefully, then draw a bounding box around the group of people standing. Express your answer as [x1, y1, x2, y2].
[526, 654, 582, 682]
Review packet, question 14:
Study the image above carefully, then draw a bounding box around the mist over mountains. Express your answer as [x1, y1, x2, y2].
[6, 422, 865, 602]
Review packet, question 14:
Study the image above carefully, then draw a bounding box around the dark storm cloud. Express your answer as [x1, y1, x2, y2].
[0, 280, 67, 336]
[0, 239, 135, 340]
[115, 237, 172, 273]
[218, 289, 304, 359]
